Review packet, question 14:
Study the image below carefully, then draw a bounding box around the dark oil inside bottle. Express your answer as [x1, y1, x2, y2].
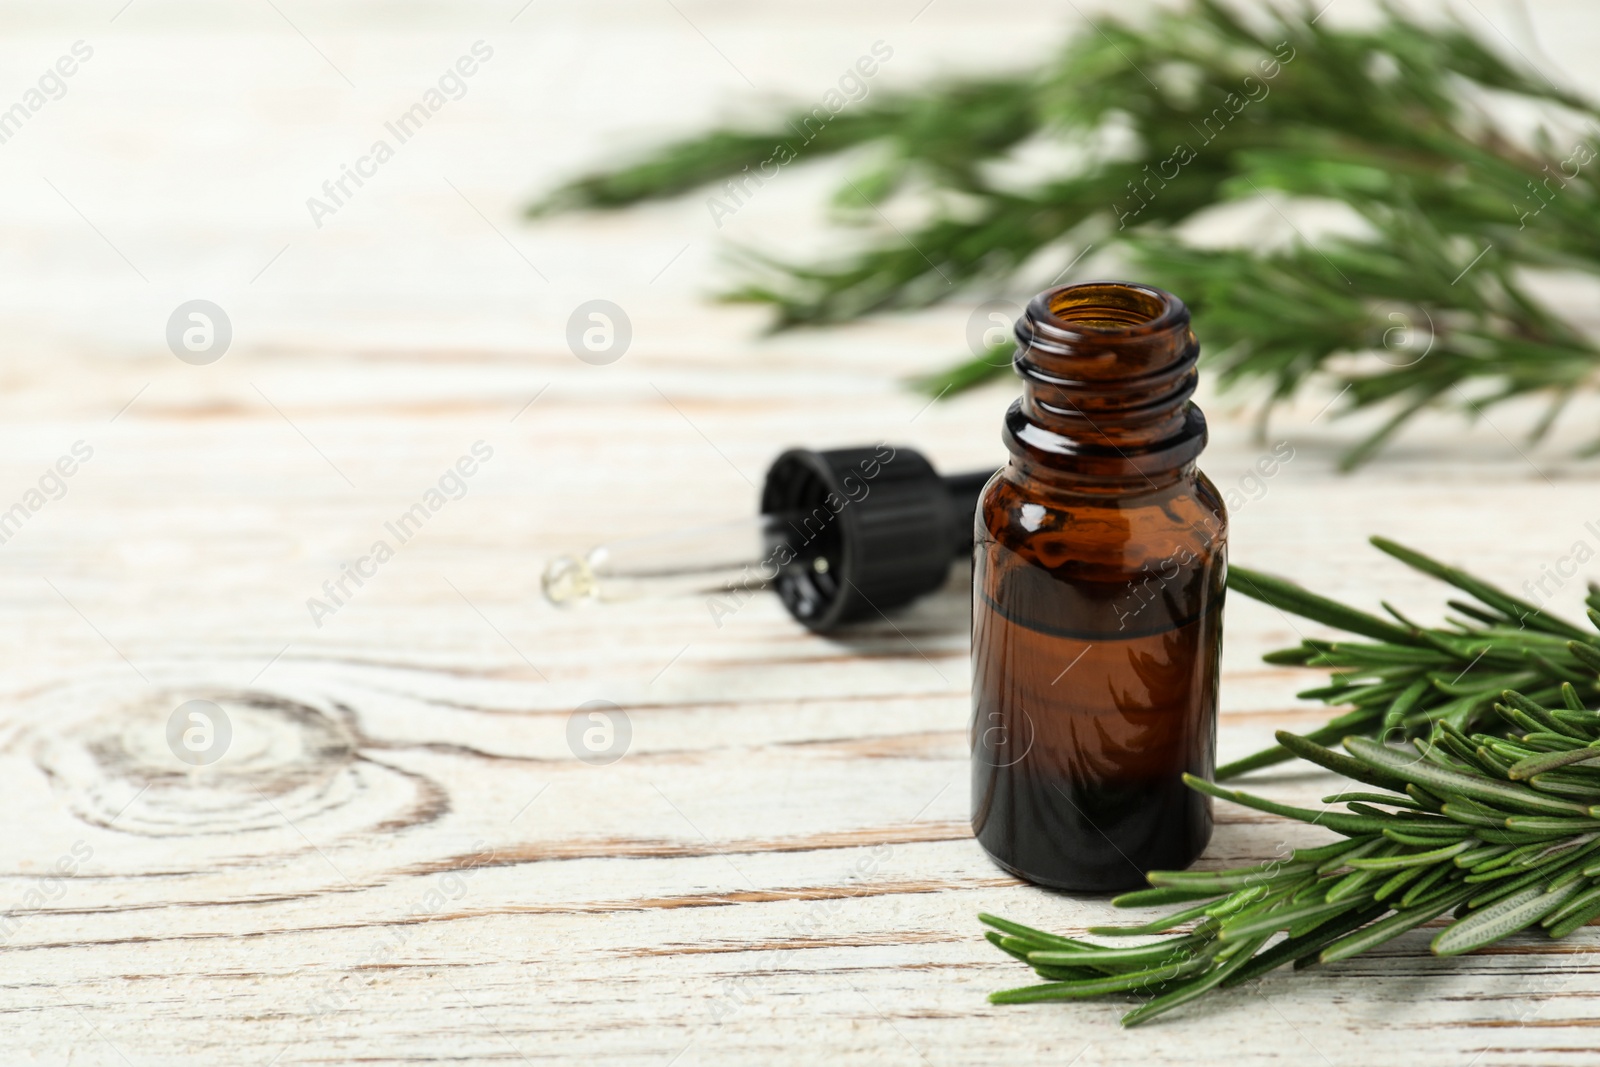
[968, 279, 1226, 893]
[971, 532, 1221, 891]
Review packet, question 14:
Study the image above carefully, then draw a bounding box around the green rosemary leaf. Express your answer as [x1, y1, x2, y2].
[1181, 774, 1448, 836]
[1439, 796, 1515, 826]
[1214, 707, 1384, 780]
[1311, 645, 1453, 668]
[1406, 784, 1448, 812]
[1351, 801, 1439, 820]
[1327, 791, 1421, 808]
[1548, 861, 1597, 894]
[1436, 723, 1510, 778]
[977, 914, 1094, 951]
[1271, 731, 1410, 792]
[1544, 894, 1600, 939]
[1028, 935, 1210, 971]
[1527, 652, 1595, 687]
[1473, 747, 1517, 778]
[1496, 704, 1562, 739]
[1515, 732, 1591, 751]
[1370, 540, 1591, 642]
[1343, 736, 1588, 817]
[1346, 839, 1476, 870]
[1219, 897, 1356, 941]
[1448, 601, 1511, 627]
[1532, 774, 1600, 799]
[1374, 863, 1431, 902]
[1384, 678, 1435, 732]
[1399, 862, 1460, 909]
[1291, 839, 1370, 865]
[1416, 741, 1477, 774]
[1502, 816, 1600, 834]
[1109, 885, 1220, 908]
[1509, 748, 1600, 780]
[1383, 827, 1469, 847]
[1204, 885, 1271, 921]
[997, 935, 1047, 957]
[989, 953, 1212, 1004]
[1502, 691, 1592, 739]
[1221, 905, 1389, 987]
[1032, 963, 1108, 982]
[1143, 864, 1313, 893]
[1488, 741, 1546, 764]
[1544, 882, 1600, 929]
[1409, 876, 1479, 914]
[1466, 838, 1600, 905]
[1316, 836, 1384, 874]
[985, 930, 1032, 964]
[1471, 837, 1587, 874]
[1433, 882, 1585, 955]
[1220, 878, 1326, 927]
[1454, 843, 1509, 868]
[1568, 642, 1600, 674]
[1088, 897, 1218, 936]
[1119, 936, 1269, 1027]
[1463, 827, 1567, 846]
[1227, 567, 1418, 645]
[1322, 867, 1387, 905]
[1434, 727, 1494, 774]
[1319, 886, 1473, 964]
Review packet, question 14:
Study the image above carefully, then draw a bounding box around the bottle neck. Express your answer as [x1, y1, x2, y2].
[1002, 281, 1207, 491]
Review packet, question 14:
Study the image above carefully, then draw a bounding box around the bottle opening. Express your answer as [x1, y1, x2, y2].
[1044, 282, 1179, 333]
[1008, 280, 1204, 480]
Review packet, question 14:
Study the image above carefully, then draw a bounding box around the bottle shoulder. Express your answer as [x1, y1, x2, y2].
[978, 465, 1227, 570]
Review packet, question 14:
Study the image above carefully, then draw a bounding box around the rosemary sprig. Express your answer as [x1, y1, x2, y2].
[1221, 536, 1600, 779]
[984, 698, 1600, 1025]
[529, 1, 1600, 464]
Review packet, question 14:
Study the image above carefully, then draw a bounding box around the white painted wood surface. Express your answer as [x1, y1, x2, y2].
[4, 1, 1600, 1063]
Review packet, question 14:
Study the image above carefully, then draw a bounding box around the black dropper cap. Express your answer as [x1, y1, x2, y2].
[759, 445, 993, 632]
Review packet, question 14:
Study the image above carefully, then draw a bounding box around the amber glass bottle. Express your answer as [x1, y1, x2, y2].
[970, 281, 1226, 893]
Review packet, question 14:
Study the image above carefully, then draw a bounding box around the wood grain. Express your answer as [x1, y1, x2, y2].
[3, 1, 1600, 1064]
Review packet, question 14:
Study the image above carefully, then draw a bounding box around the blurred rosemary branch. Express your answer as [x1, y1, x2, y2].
[530, 1, 1600, 465]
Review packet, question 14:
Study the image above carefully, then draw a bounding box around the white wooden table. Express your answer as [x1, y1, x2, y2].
[5, 1, 1600, 1063]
